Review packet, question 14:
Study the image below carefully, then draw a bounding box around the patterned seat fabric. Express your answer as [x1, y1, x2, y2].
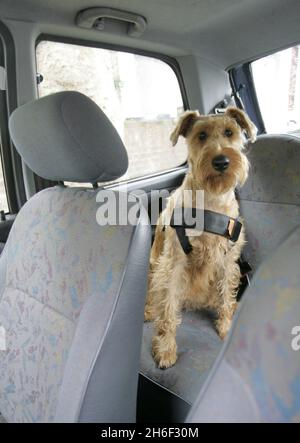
[0, 91, 151, 422]
[187, 226, 300, 422]
[141, 134, 300, 410]
[0, 187, 142, 422]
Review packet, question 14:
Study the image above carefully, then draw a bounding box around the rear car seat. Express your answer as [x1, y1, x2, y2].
[140, 134, 300, 418]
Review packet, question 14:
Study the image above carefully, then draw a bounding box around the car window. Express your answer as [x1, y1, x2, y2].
[251, 45, 300, 136]
[36, 41, 187, 185]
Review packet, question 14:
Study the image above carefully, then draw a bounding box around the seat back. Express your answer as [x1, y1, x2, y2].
[187, 225, 300, 422]
[0, 92, 151, 422]
[238, 134, 300, 268]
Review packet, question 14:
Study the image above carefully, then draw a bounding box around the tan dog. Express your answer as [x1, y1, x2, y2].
[145, 107, 257, 369]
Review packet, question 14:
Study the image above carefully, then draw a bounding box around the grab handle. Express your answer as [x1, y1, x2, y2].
[76, 7, 147, 38]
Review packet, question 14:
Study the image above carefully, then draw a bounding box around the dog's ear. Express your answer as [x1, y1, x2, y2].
[170, 110, 200, 146]
[225, 107, 257, 143]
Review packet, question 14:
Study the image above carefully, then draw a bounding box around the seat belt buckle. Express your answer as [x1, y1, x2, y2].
[227, 218, 242, 242]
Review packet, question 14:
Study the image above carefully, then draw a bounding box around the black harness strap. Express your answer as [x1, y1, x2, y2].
[173, 226, 194, 254]
[168, 206, 251, 301]
[237, 259, 252, 301]
[170, 208, 242, 255]
[234, 188, 252, 300]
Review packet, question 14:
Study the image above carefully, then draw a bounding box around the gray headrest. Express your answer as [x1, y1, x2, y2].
[9, 91, 128, 183]
[241, 134, 300, 205]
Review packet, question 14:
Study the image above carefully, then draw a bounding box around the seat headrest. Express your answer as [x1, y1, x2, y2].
[241, 134, 300, 205]
[9, 91, 128, 183]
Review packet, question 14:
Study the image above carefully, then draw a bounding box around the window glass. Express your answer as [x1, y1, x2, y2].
[36, 41, 187, 183]
[252, 45, 300, 136]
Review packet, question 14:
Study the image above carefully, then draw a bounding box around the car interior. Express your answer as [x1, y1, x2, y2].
[0, 0, 300, 424]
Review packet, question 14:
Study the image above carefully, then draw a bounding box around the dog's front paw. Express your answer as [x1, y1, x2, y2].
[216, 317, 232, 340]
[152, 335, 177, 369]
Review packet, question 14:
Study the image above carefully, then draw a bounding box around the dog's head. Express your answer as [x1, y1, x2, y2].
[171, 107, 257, 195]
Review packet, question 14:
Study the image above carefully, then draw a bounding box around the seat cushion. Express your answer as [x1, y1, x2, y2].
[141, 310, 222, 404]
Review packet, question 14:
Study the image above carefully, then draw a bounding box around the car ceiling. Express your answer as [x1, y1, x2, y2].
[0, 0, 300, 68]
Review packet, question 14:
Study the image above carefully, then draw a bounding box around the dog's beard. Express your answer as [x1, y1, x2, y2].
[192, 149, 248, 195]
[203, 173, 237, 195]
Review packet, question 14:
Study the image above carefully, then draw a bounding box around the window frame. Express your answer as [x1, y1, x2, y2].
[35, 34, 190, 182]
[229, 41, 300, 136]
[0, 20, 27, 213]
[229, 63, 266, 135]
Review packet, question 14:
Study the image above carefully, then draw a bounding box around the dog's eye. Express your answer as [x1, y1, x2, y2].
[225, 129, 233, 137]
[199, 131, 207, 141]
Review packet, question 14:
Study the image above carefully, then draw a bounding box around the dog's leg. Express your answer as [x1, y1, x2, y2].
[144, 221, 166, 322]
[215, 260, 240, 339]
[151, 261, 185, 369]
[144, 271, 158, 322]
[152, 291, 181, 369]
[151, 217, 165, 263]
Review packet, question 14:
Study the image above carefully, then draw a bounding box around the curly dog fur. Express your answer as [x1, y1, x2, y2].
[145, 107, 257, 369]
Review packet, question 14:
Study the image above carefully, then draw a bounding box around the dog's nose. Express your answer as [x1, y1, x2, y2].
[212, 155, 230, 172]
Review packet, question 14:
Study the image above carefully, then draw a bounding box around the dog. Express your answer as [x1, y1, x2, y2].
[144, 107, 257, 369]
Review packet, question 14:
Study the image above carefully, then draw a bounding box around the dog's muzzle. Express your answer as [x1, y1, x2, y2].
[212, 155, 230, 172]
